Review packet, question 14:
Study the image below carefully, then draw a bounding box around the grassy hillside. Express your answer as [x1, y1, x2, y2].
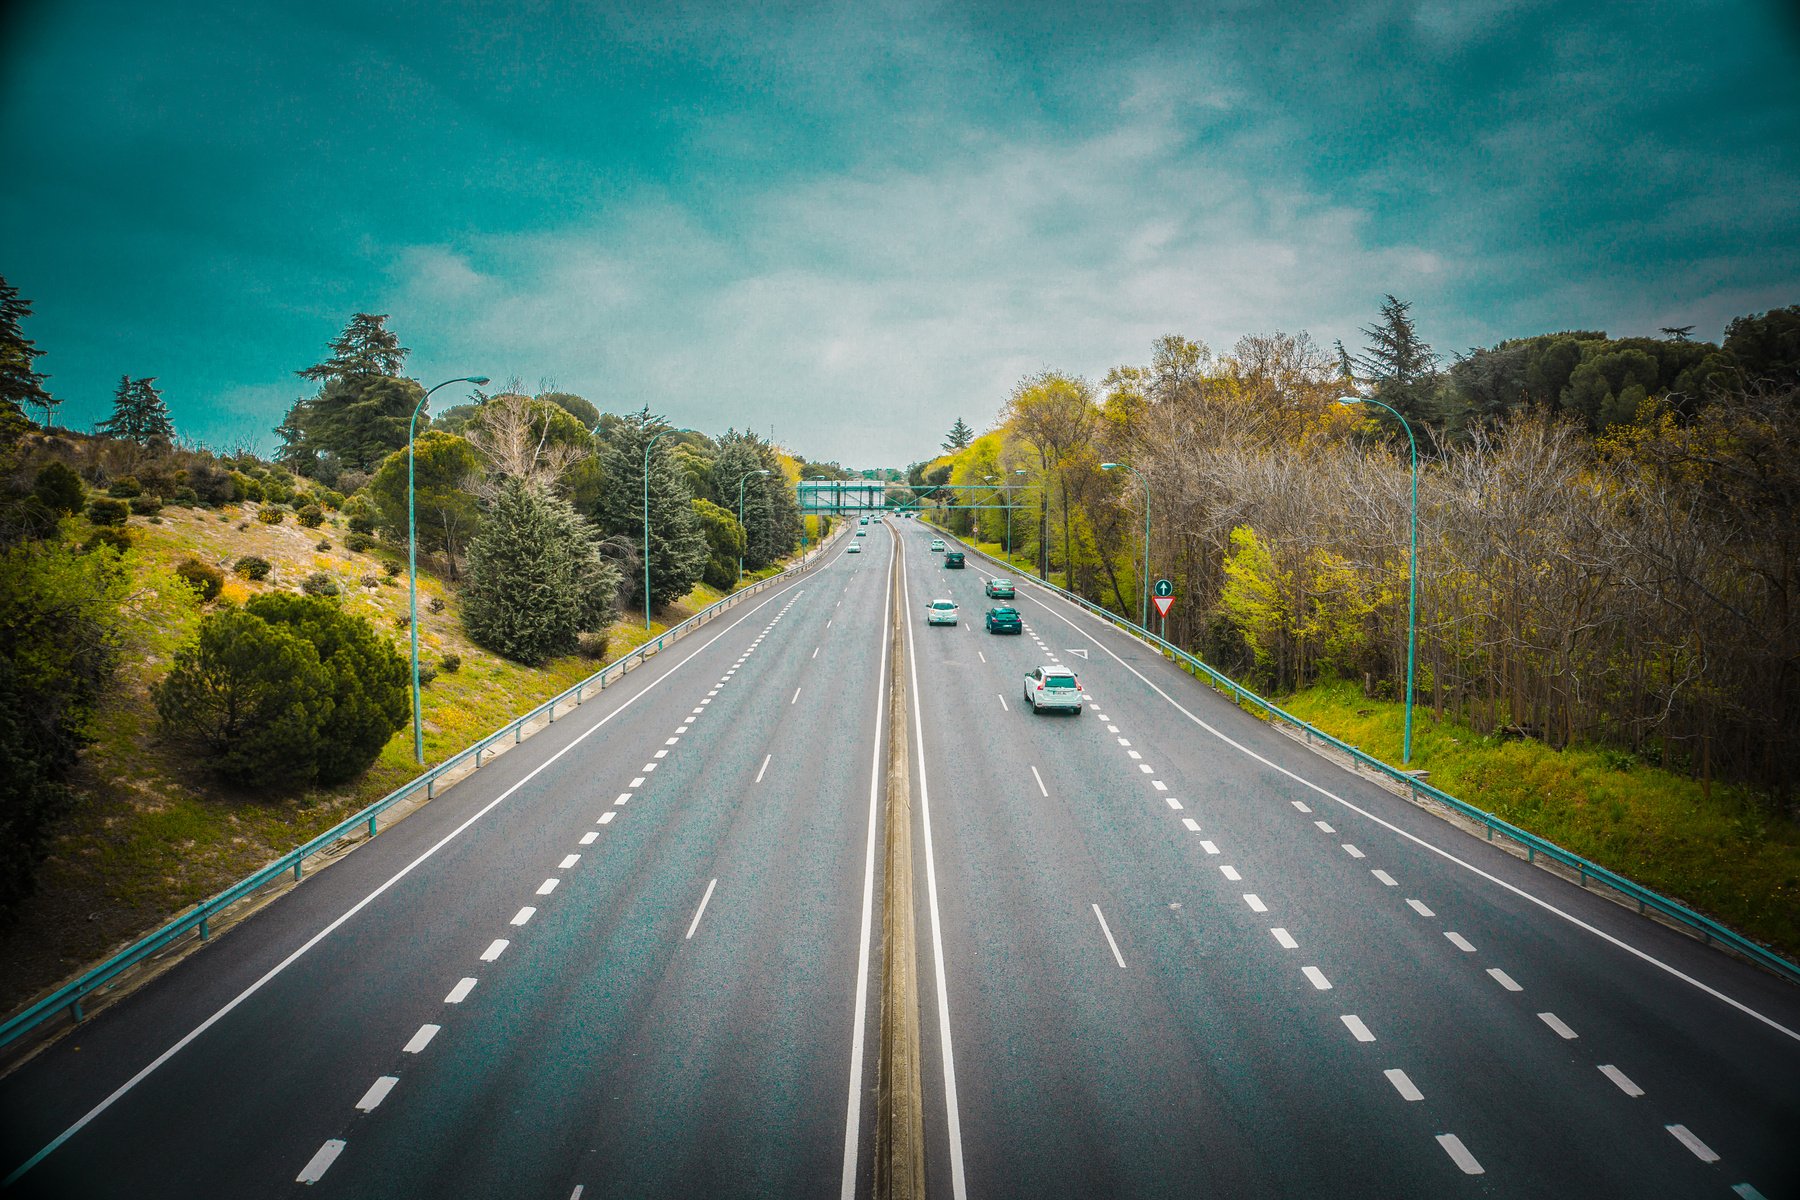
[0, 498, 769, 1014]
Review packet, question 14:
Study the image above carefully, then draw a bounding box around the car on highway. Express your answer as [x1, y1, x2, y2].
[846, 542, 861, 553]
[929, 538, 945, 552]
[985, 577, 1015, 599]
[944, 551, 965, 568]
[1023, 665, 1082, 713]
[985, 606, 1021, 634]
[856, 529, 867, 537]
[925, 598, 958, 625]
[859, 517, 869, 524]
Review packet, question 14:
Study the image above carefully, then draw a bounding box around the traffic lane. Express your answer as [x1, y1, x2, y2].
[311, 552, 886, 1197]
[1008, 569, 1800, 1193]
[0, 555, 846, 1195]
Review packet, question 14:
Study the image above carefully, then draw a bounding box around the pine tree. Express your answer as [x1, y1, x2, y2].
[592, 409, 709, 609]
[279, 314, 417, 477]
[298, 313, 409, 381]
[97, 376, 175, 446]
[0, 276, 53, 433]
[1355, 295, 1441, 427]
[461, 479, 620, 665]
[943, 416, 974, 451]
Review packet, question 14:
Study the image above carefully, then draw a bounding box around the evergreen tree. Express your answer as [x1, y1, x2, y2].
[1355, 295, 1442, 428]
[278, 313, 419, 477]
[97, 376, 175, 446]
[298, 312, 409, 381]
[593, 409, 709, 609]
[709, 430, 798, 571]
[0, 276, 53, 433]
[943, 416, 974, 451]
[462, 479, 620, 664]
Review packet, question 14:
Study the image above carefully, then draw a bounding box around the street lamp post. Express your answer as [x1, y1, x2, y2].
[409, 374, 489, 765]
[1006, 468, 1027, 562]
[736, 468, 772, 585]
[643, 426, 695, 629]
[1339, 395, 1420, 765]
[1100, 461, 1150, 630]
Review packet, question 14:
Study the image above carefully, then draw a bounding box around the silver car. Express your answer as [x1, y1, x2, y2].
[1023, 665, 1082, 713]
[925, 598, 958, 625]
[929, 539, 945, 552]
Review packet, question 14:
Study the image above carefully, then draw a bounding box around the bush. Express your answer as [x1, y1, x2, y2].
[359, 574, 380, 589]
[416, 662, 438, 687]
[301, 572, 340, 597]
[129, 495, 162, 516]
[462, 479, 621, 665]
[427, 595, 445, 614]
[578, 633, 609, 660]
[33, 462, 85, 516]
[229, 472, 264, 503]
[107, 476, 142, 499]
[234, 555, 271, 580]
[255, 505, 285, 525]
[344, 498, 377, 536]
[440, 653, 461, 673]
[346, 532, 375, 553]
[297, 504, 324, 528]
[87, 497, 129, 527]
[171, 486, 199, 506]
[315, 539, 331, 551]
[318, 489, 345, 511]
[383, 560, 402, 577]
[175, 558, 225, 602]
[83, 527, 135, 554]
[187, 464, 234, 506]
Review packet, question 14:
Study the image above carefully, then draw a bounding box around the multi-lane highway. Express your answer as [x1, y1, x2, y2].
[1, 515, 1796, 1198]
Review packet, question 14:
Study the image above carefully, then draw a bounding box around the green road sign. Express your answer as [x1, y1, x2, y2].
[1154, 578, 1174, 598]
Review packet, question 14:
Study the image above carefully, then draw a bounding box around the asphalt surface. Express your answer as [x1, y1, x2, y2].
[4, 515, 1798, 1199]
[898, 520, 1800, 1200]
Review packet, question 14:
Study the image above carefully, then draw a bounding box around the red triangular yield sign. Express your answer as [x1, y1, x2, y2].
[1152, 595, 1174, 618]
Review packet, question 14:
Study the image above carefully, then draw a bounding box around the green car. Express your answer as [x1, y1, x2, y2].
[984, 578, 1015, 599]
[944, 551, 965, 569]
[985, 606, 1022, 634]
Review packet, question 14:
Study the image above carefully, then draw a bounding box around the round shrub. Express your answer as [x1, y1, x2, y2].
[297, 504, 324, 529]
[255, 505, 285, 525]
[345, 532, 375, 554]
[175, 558, 225, 603]
[86, 497, 129, 527]
[383, 561, 402, 577]
[107, 476, 142, 499]
[129, 495, 162, 516]
[427, 595, 445, 614]
[416, 662, 439, 687]
[187, 464, 234, 506]
[347, 511, 377, 536]
[359, 574, 380, 589]
[318, 489, 345, 511]
[301, 572, 340, 597]
[233, 555, 271, 580]
[33, 462, 85, 515]
[83, 527, 135, 554]
[171, 486, 199, 506]
[229, 472, 264, 503]
[439, 653, 461, 674]
[315, 539, 331, 551]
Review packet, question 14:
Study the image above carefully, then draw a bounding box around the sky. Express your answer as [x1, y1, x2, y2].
[4, 0, 1798, 467]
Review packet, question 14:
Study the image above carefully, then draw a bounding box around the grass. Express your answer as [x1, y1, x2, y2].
[1279, 679, 1800, 962]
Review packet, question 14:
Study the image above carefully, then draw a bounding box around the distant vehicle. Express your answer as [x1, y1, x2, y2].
[944, 551, 965, 569]
[985, 578, 1015, 599]
[846, 543, 861, 553]
[929, 538, 945, 552]
[985, 606, 1021, 634]
[926, 598, 958, 625]
[1023, 665, 1082, 714]
[859, 517, 869, 525]
[856, 529, 867, 537]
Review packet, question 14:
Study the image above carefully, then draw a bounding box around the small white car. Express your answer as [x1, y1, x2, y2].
[929, 539, 946, 552]
[925, 598, 958, 625]
[1023, 665, 1083, 713]
[846, 542, 861, 553]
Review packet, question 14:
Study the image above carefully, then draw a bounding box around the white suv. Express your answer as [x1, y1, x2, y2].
[1023, 666, 1082, 713]
[925, 599, 958, 625]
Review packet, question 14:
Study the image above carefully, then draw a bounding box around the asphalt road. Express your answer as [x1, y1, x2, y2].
[898, 520, 1800, 1200]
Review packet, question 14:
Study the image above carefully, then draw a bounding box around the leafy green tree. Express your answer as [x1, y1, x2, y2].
[33, 462, 84, 516]
[709, 430, 797, 571]
[462, 479, 621, 664]
[366, 431, 483, 571]
[1721, 305, 1800, 390]
[97, 376, 175, 446]
[539, 391, 599, 428]
[592, 409, 708, 609]
[943, 417, 974, 451]
[0, 275, 53, 433]
[277, 314, 422, 477]
[691, 498, 746, 589]
[1356, 295, 1441, 429]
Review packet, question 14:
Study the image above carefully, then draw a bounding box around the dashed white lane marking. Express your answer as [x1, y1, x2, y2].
[1487, 967, 1523, 992]
[598, 812, 616, 825]
[1107, 725, 1119, 733]
[1313, 820, 1335, 834]
[997, 693, 1008, 711]
[1137, 764, 1154, 774]
[1444, 931, 1476, 952]
[641, 762, 658, 772]
[1436, 1133, 1484, 1175]
[1599, 1064, 1644, 1096]
[1666, 1124, 1720, 1163]
[1406, 898, 1435, 917]
[813, 646, 820, 659]
[665, 737, 679, 745]
[559, 854, 580, 869]
[1372, 869, 1397, 886]
[1092, 904, 1128, 969]
[1097, 713, 1110, 721]
[1127, 750, 1142, 760]
[1342, 844, 1365, 859]
[1182, 817, 1201, 832]
[756, 754, 772, 783]
[1030, 766, 1048, 797]
[827, 618, 832, 628]
[1292, 801, 1311, 813]
[1302, 966, 1332, 990]
[1221, 865, 1242, 881]
[692, 708, 704, 715]
[977, 651, 986, 663]
[615, 792, 633, 805]
[685, 878, 718, 940]
[1164, 796, 1183, 810]
[355, 1076, 399, 1113]
[579, 832, 597, 845]
[571, 1185, 585, 1199]
[536, 878, 559, 896]
[1733, 1185, 1769, 1200]
[1384, 1069, 1424, 1101]
[1151, 780, 1168, 792]
[480, 939, 508, 962]
[630, 777, 645, 787]
[653, 749, 668, 759]
[1200, 840, 1219, 855]
[1117, 737, 1131, 746]
[1271, 928, 1298, 949]
[792, 687, 802, 704]
[1341, 1014, 1376, 1042]
[402, 1024, 441, 1054]
[511, 907, 536, 926]
[445, 977, 476, 1003]
[1244, 894, 1268, 913]
[1537, 1012, 1578, 1039]
[677, 725, 690, 733]
[296, 1139, 346, 1184]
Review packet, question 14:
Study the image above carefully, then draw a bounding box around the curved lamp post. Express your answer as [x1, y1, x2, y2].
[409, 375, 489, 764]
[1339, 394, 1419, 765]
[736, 468, 772, 585]
[1005, 468, 1027, 562]
[643, 426, 696, 628]
[1100, 461, 1150, 630]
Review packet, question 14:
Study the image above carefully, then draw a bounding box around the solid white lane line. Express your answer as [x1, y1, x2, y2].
[445, 978, 476, 1003]
[1182, 817, 1201, 832]
[1384, 1069, 1423, 1101]
[685, 878, 718, 940]
[1293, 801, 1312, 812]
[1314, 820, 1335, 833]
[1271, 928, 1298, 949]
[756, 754, 772, 783]
[1444, 931, 1476, 952]
[402, 1024, 441, 1054]
[1164, 796, 1183, 810]
[480, 939, 508, 962]
[1342, 844, 1365, 859]
[511, 907, 536, 926]
[1221, 865, 1242, 881]
[536, 878, 559, 896]
[1372, 869, 1397, 886]
[1244, 894, 1268, 913]
[1406, 898, 1434, 917]
[1538, 1011, 1578, 1039]
[598, 811, 616, 825]
[1436, 1134, 1484, 1175]
[792, 687, 802, 704]
[1488, 967, 1523, 991]
[296, 1139, 346, 1184]
[1030, 765, 1048, 797]
[1342, 1014, 1376, 1042]
[1666, 1125, 1720, 1163]
[559, 854, 580, 869]
[579, 832, 597, 845]
[1599, 1064, 1644, 1096]
[355, 1076, 398, 1112]
[1092, 904, 1128, 969]
[1200, 840, 1219, 855]
[1303, 966, 1332, 990]
[997, 693, 1008, 711]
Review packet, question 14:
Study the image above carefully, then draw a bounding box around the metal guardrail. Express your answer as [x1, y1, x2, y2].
[934, 522, 1800, 986]
[0, 527, 847, 1051]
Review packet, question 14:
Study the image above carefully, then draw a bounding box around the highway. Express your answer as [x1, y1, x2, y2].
[1, 514, 1796, 1198]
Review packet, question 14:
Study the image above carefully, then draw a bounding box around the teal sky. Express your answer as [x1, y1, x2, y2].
[5, 0, 1798, 465]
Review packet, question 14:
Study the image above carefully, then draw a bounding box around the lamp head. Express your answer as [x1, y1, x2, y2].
[1335, 395, 1364, 407]
[1100, 462, 1119, 470]
[469, 376, 491, 386]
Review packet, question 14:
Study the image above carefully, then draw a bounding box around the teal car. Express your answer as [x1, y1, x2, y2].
[985, 578, 1015, 599]
[985, 606, 1022, 634]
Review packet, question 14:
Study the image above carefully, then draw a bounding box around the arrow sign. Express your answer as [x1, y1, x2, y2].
[1152, 595, 1175, 619]
[1153, 578, 1174, 598]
